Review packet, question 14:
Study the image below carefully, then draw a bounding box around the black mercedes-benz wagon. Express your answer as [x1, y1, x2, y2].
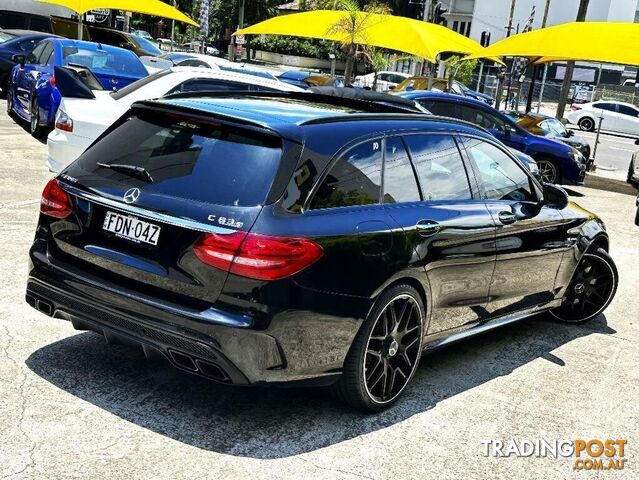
[26, 92, 618, 411]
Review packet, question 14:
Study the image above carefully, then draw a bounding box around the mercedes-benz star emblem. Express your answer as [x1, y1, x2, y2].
[123, 188, 140, 204]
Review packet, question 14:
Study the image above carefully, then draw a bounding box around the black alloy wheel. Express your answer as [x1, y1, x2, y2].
[536, 158, 559, 184]
[578, 117, 595, 132]
[6, 88, 13, 116]
[551, 248, 617, 323]
[333, 284, 424, 412]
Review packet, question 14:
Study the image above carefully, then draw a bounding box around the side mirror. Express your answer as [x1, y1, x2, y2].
[542, 183, 569, 209]
[12, 54, 26, 68]
[505, 125, 518, 136]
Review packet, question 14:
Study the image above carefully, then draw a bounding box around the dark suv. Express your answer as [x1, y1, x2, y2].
[26, 93, 618, 411]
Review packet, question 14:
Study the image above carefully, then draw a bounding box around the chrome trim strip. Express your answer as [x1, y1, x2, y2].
[64, 185, 236, 235]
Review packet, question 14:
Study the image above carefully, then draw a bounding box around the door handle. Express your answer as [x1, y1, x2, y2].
[416, 220, 441, 237]
[497, 211, 517, 225]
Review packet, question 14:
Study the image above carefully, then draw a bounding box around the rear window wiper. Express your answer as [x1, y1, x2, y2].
[96, 162, 154, 183]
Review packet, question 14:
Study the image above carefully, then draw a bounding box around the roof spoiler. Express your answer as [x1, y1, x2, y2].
[54, 65, 103, 99]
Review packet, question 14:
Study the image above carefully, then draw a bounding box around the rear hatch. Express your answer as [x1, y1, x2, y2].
[54, 105, 287, 308]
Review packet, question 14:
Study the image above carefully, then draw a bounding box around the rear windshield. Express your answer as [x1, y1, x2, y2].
[62, 46, 147, 76]
[74, 112, 283, 207]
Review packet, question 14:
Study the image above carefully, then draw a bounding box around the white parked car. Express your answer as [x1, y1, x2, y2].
[353, 71, 411, 92]
[181, 41, 219, 56]
[47, 67, 304, 172]
[565, 100, 639, 135]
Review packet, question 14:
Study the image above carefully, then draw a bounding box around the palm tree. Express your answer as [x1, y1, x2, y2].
[325, 0, 390, 85]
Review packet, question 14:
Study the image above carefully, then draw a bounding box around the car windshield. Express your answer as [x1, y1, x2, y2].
[62, 46, 147, 76]
[130, 34, 162, 55]
[75, 111, 283, 207]
[541, 118, 567, 136]
[0, 32, 16, 43]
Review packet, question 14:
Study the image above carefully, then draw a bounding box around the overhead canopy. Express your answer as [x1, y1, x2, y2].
[37, 0, 198, 26]
[236, 10, 489, 63]
[466, 22, 639, 66]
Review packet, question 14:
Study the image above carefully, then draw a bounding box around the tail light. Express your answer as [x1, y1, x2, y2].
[570, 105, 581, 111]
[49, 75, 56, 87]
[55, 109, 73, 132]
[194, 231, 323, 281]
[41, 178, 72, 219]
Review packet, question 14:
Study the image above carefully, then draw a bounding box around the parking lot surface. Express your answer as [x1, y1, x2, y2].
[1, 100, 637, 480]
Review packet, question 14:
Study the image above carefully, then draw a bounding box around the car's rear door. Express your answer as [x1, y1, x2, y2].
[591, 102, 618, 131]
[459, 136, 569, 318]
[383, 133, 497, 334]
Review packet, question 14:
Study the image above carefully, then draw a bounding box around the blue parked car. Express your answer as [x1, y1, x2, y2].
[0, 30, 56, 98]
[398, 91, 587, 185]
[7, 38, 148, 137]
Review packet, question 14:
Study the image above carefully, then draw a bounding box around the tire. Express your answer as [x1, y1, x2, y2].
[535, 157, 561, 184]
[332, 284, 425, 412]
[578, 117, 595, 132]
[551, 247, 618, 324]
[30, 96, 44, 138]
[6, 86, 15, 118]
[627, 158, 636, 185]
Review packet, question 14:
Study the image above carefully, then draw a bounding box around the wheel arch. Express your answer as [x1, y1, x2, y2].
[369, 275, 432, 333]
[586, 233, 609, 253]
[531, 153, 563, 182]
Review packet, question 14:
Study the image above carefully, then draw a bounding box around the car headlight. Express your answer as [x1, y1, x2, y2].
[569, 148, 585, 165]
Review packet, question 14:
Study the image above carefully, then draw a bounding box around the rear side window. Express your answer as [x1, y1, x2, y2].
[594, 102, 617, 112]
[383, 137, 420, 203]
[618, 105, 639, 117]
[310, 140, 382, 210]
[462, 137, 536, 202]
[73, 112, 283, 207]
[420, 100, 456, 118]
[404, 135, 472, 201]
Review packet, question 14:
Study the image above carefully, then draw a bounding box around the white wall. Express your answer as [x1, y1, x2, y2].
[0, 0, 73, 17]
[469, 0, 639, 43]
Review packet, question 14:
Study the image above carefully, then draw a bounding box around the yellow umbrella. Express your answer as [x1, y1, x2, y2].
[235, 10, 488, 63]
[37, 0, 199, 35]
[466, 22, 639, 66]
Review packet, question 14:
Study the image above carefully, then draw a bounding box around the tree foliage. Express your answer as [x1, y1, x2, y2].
[444, 55, 478, 86]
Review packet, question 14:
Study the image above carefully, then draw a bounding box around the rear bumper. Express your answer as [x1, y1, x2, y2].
[27, 245, 360, 385]
[46, 129, 91, 173]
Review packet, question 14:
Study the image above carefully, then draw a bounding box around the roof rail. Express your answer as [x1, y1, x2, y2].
[161, 90, 423, 114]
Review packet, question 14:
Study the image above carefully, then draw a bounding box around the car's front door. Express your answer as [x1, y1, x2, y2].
[14, 40, 47, 111]
[460, 136, 570, 318]
[383, 133, 497, 333]
[591, 102, 619, 131]
[615, 104, 639, 135]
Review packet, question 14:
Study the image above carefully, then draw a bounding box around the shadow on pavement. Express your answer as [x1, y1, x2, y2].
[26, 314, 615, 459]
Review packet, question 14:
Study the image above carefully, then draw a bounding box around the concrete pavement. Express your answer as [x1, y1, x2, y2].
[0, 100, 637, 480]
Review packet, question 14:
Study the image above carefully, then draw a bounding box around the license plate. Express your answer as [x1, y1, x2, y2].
[102, 211, 161, 246]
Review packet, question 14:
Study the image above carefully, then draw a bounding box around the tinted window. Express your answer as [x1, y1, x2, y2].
[27, 41, 46, 64]
[0, 12, 26, 29]
[88, 28, 126, 47]
[310, 140, 383, 209]
[18, 38, 39, 53]
[404, 135, 472, 201]
[29, 17, 51, 32]
[39, 42, 54, 66]
[459, 105, 507, 131]
[169, 79, 253, 94]
[383, 137, 420, 203]
[594, 102, 617, 112]
[618, 105, 639, 117]
[420, 100, 456, 118]
[462, 137, 536, 202]
[130, 34, 162, 55]
[74, 112, 282, 207]
[177, 59, 210, 68]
